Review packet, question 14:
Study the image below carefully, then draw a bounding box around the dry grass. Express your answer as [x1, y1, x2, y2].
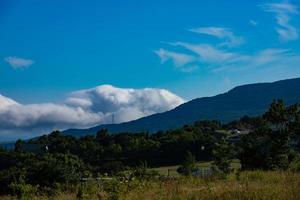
[1, 171, 299, 200]
[122, 171, 300, 200]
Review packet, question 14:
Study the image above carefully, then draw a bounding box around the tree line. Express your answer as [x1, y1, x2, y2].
[0, 100, 300, 196]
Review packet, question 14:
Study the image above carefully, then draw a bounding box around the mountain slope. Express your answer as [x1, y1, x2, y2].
[63, 78, 300, 137]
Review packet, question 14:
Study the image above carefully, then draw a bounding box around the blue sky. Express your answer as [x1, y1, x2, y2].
[0, 0, 300, 140]
[1, 0, 299, 103]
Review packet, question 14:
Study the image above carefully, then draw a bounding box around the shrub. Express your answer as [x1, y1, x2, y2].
[289, 154, 300, 172]
[9, 183, 38, 200]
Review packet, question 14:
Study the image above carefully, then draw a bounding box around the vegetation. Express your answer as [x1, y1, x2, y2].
[177, 151, 197, 176]
[0, 171, 299, 200]
[0, 100, 300, 199]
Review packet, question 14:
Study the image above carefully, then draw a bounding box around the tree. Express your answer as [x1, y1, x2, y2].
[177, 151, 196, 176]
[239, 100, 300, 170]
[96, 129, 110, 146]
[14, 139, 24, 153]
[212, 139, 234, 174]
[263, 100, 299, 169]
[238, 128, 272, 170]
[263, 100, 287, 131]
[25, 153, 86, 186]
[96, 129, 109, 140]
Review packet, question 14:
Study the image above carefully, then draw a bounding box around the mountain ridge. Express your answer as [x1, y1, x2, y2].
[63, 77, 300, 137]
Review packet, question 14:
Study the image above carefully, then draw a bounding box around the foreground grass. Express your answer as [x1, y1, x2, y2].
[123, 171, 300, 200]
[1, 171, 300, 200]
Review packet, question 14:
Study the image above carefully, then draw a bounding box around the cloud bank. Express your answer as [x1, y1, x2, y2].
[0, 85, 184, 140]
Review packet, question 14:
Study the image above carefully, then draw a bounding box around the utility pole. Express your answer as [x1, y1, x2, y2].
[112, 113, 115, 124]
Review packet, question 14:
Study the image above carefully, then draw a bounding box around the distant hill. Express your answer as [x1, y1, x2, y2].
[0, 141, 15, 150]
[63, 78, 300, 137]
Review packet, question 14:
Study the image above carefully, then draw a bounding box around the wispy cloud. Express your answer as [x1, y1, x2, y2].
[154, 48, 197, 72]
[212, 48, 295, 72]
[165, 40, 295, 73]
[261, 2, 299, 42]
[155, 1, 300, 74]
[251, 48, 291, 66]
[170, 42, 294, 72]
[156, 38, 298, 73]
[4, 56, 34, 69]
[155, 27, 246, 72]
[169, 42, 243, 64]
[249, 20, 258, 26]
[189, 26, 244, 47]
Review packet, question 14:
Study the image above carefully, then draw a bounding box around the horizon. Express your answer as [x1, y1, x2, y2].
[0, 76, 298, 142]
[1, 0, 300, 140]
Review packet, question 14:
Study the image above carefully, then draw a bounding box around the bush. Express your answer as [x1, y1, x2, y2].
[289, 154, 300, 172]
[9, 183, 38, 200]
[76, 181, 107, 200]
[102, 178, 123, 200]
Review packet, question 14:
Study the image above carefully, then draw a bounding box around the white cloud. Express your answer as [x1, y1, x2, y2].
[155, 25, 250, 72]
[162, 42, 294, 73]
[0, 85, 185, 140]
[154, 48, 198, 72]
[262, 2, 298, 14]
[169, 42, 245, 65]
[155, 27, 245, 72]
[4, 56, 34, 69]
[252, 48, 291, 65]
[157, 40, 297, 74]
[249, 20, 258, 26]
[154, 48, 196, 67]
[261, 2, 299, 42]
[211, 48, 295, 72]
[156, 17, 299, 73]
[154, 3, 300, 73]
[0, 95, 19, 111]
[189, 27, 244, 47]
[66, 85, 184, 119]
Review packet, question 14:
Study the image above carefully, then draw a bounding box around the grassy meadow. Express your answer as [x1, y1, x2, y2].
[122, 171, 300, 200]
[1, 170, 299, 200]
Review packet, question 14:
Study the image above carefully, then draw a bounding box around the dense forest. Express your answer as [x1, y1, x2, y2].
[1, 100, 300, 199]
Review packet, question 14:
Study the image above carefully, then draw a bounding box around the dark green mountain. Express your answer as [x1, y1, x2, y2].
[63, 78, 300, 137]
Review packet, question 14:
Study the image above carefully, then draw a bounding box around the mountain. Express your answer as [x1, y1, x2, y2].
[63, 77, 300, 137]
